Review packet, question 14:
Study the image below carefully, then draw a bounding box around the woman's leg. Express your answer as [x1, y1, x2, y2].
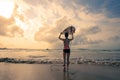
[67, 53, 70, 67]
[63, 52, 66, 66]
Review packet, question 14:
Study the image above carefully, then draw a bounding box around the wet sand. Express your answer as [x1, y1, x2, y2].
[0, 63, 120, 80]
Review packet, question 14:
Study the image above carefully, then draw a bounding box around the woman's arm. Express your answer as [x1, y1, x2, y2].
[58, 32, 64, 40]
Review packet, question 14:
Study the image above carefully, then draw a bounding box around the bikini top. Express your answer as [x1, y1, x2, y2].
[64, 39, 70, 49]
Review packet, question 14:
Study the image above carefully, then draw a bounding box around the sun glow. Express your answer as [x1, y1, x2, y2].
[0, 0, 15, 18]
[15, 17, 28, 31]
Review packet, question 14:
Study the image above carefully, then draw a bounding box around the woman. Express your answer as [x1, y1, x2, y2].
[59, 32, 74, 67]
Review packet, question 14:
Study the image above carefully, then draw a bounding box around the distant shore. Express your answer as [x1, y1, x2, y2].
[0, 47, 120, 51]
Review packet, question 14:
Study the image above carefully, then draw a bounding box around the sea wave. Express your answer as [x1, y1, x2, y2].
[0, 48, 120, 67]
[0, 57, 120, 67]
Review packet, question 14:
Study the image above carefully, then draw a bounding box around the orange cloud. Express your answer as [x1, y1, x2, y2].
[0, 16, 23, 37]
[0, 4, 24, 37]
[1, 0, 119, 49]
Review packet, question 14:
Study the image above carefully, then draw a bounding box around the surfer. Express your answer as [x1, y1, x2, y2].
[59, 32, 74, 67]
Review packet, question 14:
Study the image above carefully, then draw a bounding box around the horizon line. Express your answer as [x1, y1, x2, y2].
[0, 47, 120, 51]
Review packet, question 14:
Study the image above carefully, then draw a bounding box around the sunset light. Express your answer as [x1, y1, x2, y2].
[0, 0, 14, 18]
[0, 1, 120, 80]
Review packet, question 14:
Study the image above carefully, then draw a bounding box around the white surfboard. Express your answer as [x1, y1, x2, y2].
[62, 26, 75, 34]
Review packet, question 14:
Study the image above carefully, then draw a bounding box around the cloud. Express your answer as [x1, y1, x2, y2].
[81, 26, 101, 35]
[0, 5, 24, 37]
[34, 16, 73, 48]
[73, 26, 103, 45]
[100, 35, 120, 49]
[108, 35, 120, 42]
[0, 42, 3, 48]
[31, 0, 119, 49]
[12, 0, 120, 49]
[74, 0, 120, 18]
[0, 16, 23, 37]
[75, 0, 105, 13]
[74, 35, 103, 45]
[35, 23, 103, 48]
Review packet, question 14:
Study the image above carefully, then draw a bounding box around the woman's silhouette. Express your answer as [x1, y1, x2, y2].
[59, 32, 74, 67]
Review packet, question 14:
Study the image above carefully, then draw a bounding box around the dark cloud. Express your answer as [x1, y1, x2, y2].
[73, 26, 102, 46]
[85, 26, 101, 34]
[108, 36, 120, 42]
[81, 26, 101, 35]
[73, 34, 103, 45]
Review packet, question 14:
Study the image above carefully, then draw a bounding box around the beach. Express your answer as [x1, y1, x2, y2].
[0, 49, 120, 80]
[0, 0, 120, 80]
[0, 63, 120, 80]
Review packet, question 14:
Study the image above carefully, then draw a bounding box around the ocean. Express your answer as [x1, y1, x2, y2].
[0, 48, 120, 66]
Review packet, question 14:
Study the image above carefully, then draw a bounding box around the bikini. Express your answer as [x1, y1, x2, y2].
[63, 39, 70, 53]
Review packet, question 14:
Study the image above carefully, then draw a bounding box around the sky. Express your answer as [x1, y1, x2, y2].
[0, 0, 120, 49]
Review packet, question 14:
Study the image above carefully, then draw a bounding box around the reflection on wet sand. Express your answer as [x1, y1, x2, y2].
[63, 67, 71, 80]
